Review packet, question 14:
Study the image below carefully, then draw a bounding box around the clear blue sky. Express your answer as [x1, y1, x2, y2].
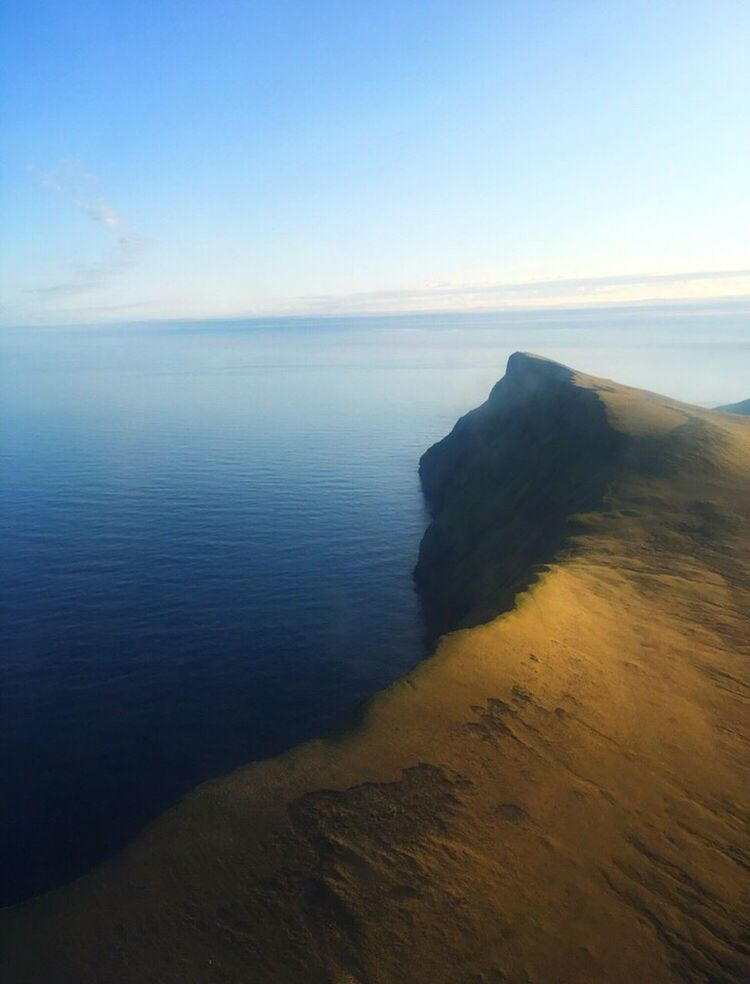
[2, 0, 749, 324]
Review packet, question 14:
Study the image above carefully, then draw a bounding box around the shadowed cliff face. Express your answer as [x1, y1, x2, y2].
[415, 353, 624, 637]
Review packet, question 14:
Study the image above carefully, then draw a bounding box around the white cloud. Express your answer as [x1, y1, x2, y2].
[293, 268, 750, 315]
[26, 162, 151, 304]
[82, 202, 119, 230]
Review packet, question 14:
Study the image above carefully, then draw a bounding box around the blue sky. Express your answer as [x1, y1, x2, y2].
[2, 0, 749, 324]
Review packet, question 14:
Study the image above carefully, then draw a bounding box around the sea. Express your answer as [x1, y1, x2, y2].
[1, 303, 748, 905]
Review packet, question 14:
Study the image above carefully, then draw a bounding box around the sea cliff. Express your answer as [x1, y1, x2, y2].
[415, 352, 623, 637]
[2, 354, 749, 983]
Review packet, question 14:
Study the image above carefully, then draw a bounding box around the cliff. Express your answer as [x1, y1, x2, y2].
[2, 354, 749, 983]
[415, 353, 623, 637]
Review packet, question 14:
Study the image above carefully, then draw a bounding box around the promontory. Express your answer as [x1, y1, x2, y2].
[2, 353, 749, 983]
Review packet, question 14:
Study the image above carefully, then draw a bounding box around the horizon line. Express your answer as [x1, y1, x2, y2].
[3, 291, 750, 331]
[5, 266, 750, 329]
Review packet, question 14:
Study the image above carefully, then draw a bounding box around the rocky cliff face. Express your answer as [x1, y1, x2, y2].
[415, 352, 623, 637]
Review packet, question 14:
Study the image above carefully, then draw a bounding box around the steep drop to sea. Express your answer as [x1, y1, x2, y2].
[2, 353, 749, 983]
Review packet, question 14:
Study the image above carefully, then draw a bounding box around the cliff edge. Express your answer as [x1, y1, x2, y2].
[415, 352, 623, 636]
[2, 354, 749, 983]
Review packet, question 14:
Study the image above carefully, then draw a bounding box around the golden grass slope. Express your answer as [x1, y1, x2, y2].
[2, 354, 749, 983]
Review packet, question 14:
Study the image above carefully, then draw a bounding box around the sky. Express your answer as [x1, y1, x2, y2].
[2, 0, 750, 325]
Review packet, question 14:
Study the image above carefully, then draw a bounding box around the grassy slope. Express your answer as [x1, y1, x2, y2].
[2, 355, 749, 983]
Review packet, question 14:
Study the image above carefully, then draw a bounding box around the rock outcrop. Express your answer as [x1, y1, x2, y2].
[415, 353, 623, 637]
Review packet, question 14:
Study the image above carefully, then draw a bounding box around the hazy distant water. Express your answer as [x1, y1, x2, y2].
[1, 306, 748, 905]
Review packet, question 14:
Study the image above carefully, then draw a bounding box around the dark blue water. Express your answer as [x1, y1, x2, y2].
[1, 308, 748, 906]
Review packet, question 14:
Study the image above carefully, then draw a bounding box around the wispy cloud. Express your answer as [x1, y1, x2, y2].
[82, 202, 119, 230]
[34, 162, 122, 231]
[26, 162, 151, 301]
[294, 268, 750, 315]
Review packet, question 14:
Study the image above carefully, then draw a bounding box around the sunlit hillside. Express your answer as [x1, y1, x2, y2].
[3, 354, 749, 983]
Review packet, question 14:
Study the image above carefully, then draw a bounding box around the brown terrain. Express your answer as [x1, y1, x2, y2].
[2, 353, 749, 983]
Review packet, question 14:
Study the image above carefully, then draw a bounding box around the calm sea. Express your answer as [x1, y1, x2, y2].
[1, 305, 748, 905]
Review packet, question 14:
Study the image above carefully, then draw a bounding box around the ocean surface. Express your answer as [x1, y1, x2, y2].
[1, 305, 748, 906]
